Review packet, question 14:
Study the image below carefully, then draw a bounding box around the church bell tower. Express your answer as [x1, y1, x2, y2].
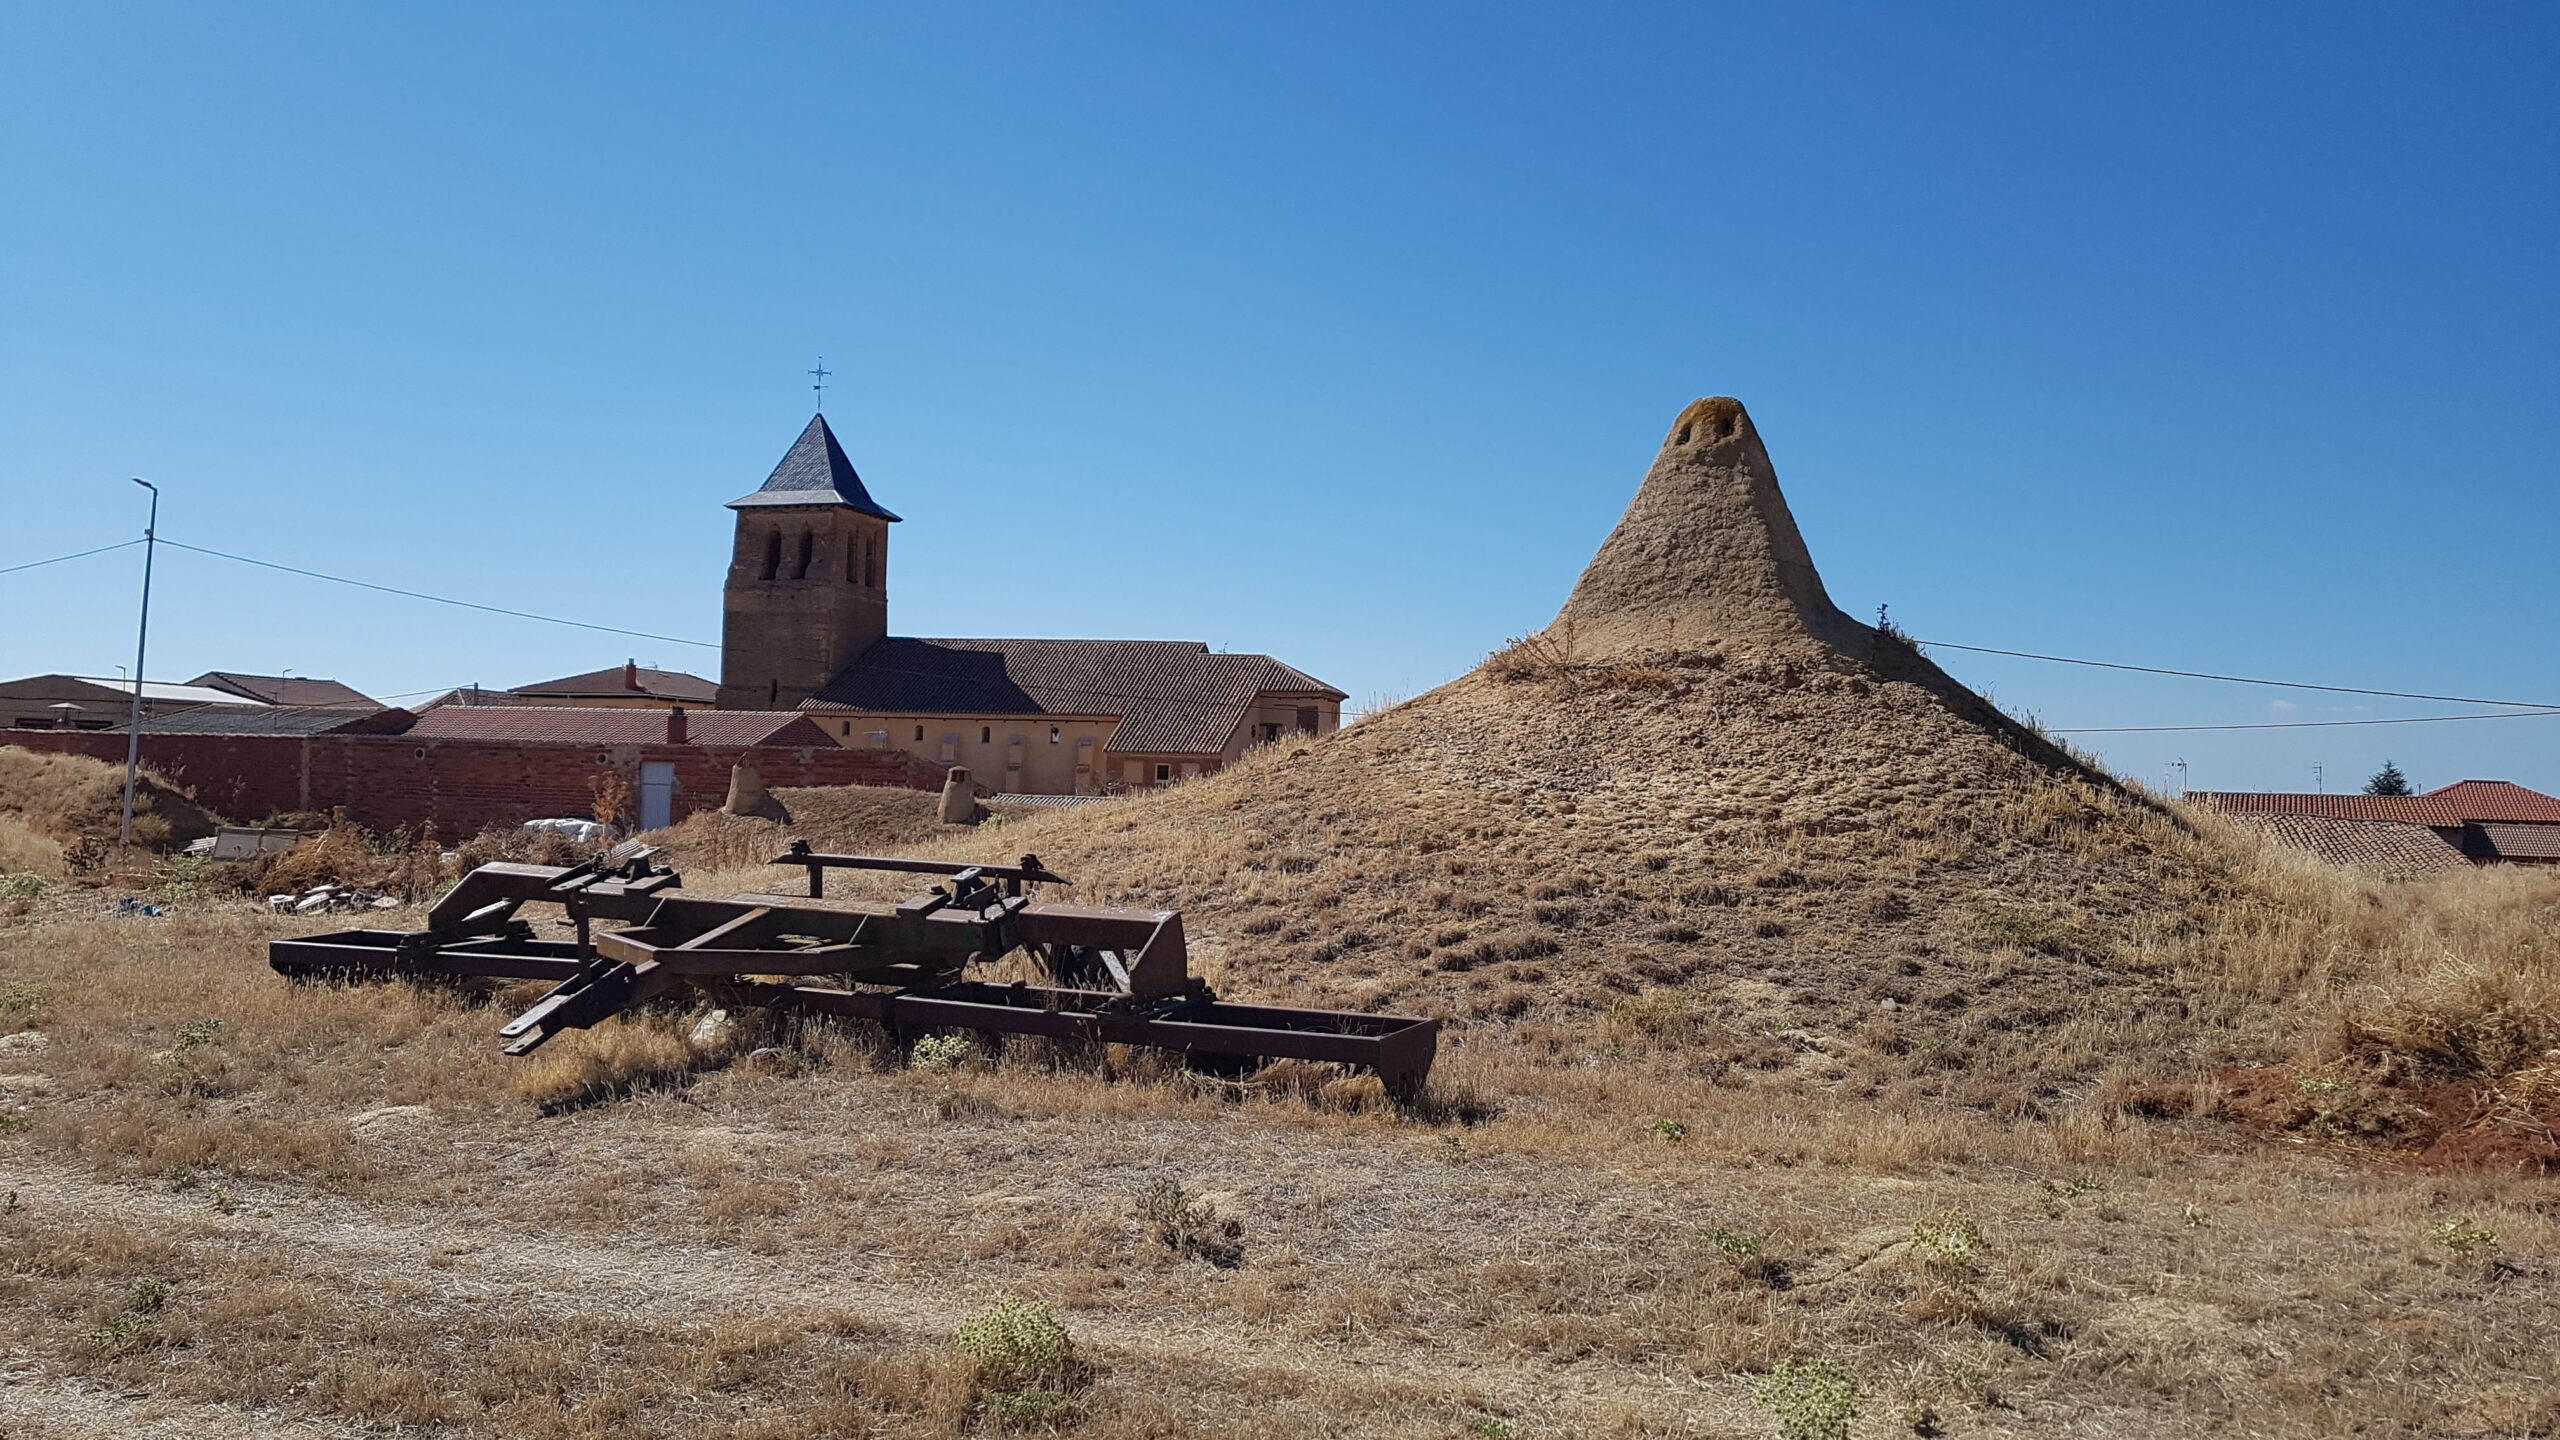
[717, 414, 899, 710]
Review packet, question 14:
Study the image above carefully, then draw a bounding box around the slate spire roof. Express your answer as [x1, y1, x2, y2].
[728, 414, 902, 519]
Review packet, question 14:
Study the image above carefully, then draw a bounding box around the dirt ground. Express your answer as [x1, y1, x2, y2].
[2, 887, 2555, 1439]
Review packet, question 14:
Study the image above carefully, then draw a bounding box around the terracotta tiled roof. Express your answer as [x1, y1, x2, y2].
[2473, 823, 2560, 861]
[403, 707, 826, 747]
[2419, 780, 2560, 824]
[2192, 781, 2560, 827]
[508, 666, 720, 704]
[2191, 792, 2465, 825]
[806, 638, 1345, 757]
[188, 672, 380, 708]
[2226, 814, 2472, 876]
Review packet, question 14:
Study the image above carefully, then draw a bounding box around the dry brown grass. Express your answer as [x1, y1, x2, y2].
[644, 783, 1043, 875]
[3, 821, 2556, 1437]
[764, 645, 2246, 1118]
[0, 745, 220, 858]
[508, 1013, 711, 1109]
[0, 812, 67, 878]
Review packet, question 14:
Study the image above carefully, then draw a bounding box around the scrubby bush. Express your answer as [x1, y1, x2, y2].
[1754, 1356, 1860, 1440]
[1135, 1177, 1244, 1267]
[1908, 1208, 1986, 1275]
[910, 1034, 976, 1073]
[954, 1296, 1083, 1421]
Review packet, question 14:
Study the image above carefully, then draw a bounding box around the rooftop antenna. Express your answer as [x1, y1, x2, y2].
[2169, 759, 2188, 798]
[2312, 762, 2324, 794]
[808, 357, 832, 412]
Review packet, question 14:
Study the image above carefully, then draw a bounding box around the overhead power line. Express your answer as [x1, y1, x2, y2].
[26, 531, 2554, 733]
[2053, 708, 2560, 735]
[0, 537, 144, 578]
[159, 540, 722, 651]
[1915, 638, 2560, 712]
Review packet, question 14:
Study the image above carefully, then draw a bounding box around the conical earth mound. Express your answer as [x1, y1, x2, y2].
[906, 400, 2233, 1093]
[1547, 397, 1867, 657]
[1547, 397, 2084, 770]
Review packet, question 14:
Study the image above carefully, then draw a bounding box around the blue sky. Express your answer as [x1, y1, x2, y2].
[4, 3, 2554, 795]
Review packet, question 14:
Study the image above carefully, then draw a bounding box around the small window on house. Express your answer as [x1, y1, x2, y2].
[1155, 764, 1171, 782]
[914, 725, 925, 742]
[842, 721, 851, 736]
[982, 726, 992, 744]
[760, 530, 781, 581]
[1049, 727, 1060, 744]
[793, 530, 814, 580]
[865, 537, 879, 588]
[1263, 723, 1281, 743]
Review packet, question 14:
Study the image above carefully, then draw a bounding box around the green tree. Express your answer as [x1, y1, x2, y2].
[2364, 760, 2412, 797]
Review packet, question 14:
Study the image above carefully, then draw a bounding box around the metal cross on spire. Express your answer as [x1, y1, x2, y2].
[808, 357, 832, 411]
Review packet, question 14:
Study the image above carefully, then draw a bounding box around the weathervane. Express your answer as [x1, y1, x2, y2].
[808, 357, 832, 411]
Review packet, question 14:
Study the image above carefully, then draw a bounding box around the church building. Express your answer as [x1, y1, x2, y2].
[716, 415, 1342, 796]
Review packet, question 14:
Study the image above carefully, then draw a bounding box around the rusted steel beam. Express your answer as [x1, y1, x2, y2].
[268, 852, 1440, 1095]
[773, 842, 1066, 897]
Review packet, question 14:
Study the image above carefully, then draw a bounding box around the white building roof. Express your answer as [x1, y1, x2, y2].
[67, 677, 270, 707]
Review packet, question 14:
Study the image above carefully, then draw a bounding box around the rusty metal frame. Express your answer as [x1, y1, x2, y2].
[268, 845, 1438, 1097]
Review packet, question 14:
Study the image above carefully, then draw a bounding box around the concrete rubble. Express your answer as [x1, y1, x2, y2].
[270, 885, 402, 915]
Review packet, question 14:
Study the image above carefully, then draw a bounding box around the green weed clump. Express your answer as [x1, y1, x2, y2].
[955, 1297, 1082, 1423]
[911, 1034, 976, 1073]
[1908, 1208, 1986, 1275]
[1754, 1356, 1860, 1440]
[2430, 1218, 2498, 1256]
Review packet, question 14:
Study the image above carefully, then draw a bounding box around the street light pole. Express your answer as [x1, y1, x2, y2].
[121, 479, 159, 845]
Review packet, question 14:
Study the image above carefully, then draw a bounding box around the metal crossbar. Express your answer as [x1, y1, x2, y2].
[268, 847, 1438, 1097]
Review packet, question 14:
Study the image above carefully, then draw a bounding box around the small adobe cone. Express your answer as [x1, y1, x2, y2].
[1546, 397, 1871, 659]
[1544, 397, 2089, 771]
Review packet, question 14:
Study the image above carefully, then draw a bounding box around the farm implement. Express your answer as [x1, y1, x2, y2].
[268, 842, 1439, 1097]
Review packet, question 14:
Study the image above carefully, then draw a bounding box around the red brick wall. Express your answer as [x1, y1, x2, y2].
[4, 731, 944, 836]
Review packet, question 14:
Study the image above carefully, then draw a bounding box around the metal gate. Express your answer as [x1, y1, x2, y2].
[638, 761, 675, 831]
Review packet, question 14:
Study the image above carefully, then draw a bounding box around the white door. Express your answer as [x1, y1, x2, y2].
[638, 762, 676, 832]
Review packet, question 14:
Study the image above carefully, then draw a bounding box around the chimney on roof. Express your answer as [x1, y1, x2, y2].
[624, 660, 639, 691]
[667, 706, 688, 744]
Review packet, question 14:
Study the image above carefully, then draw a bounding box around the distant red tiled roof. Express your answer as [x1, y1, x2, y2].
[2225, 814, 2472, 877]
[2190, 780, 2560, 827]
[403, 706, 826, 747]
[189, 671, 381, 708]
[2418, 780, 2560, 824]
[2474, 823, 2560, 861]
[508, 665, 720, 705]
[2191, 792, 2466, 825]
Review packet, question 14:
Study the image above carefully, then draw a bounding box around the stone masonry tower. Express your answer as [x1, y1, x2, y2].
[717, 414, 901, 710]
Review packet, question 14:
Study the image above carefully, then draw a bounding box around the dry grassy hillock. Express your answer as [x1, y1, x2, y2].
[877, 646, 2234, 1104]
[0, 745, 221, 870]
[646, 785, 1043, 875]
[780, 399, 2243, 1103]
